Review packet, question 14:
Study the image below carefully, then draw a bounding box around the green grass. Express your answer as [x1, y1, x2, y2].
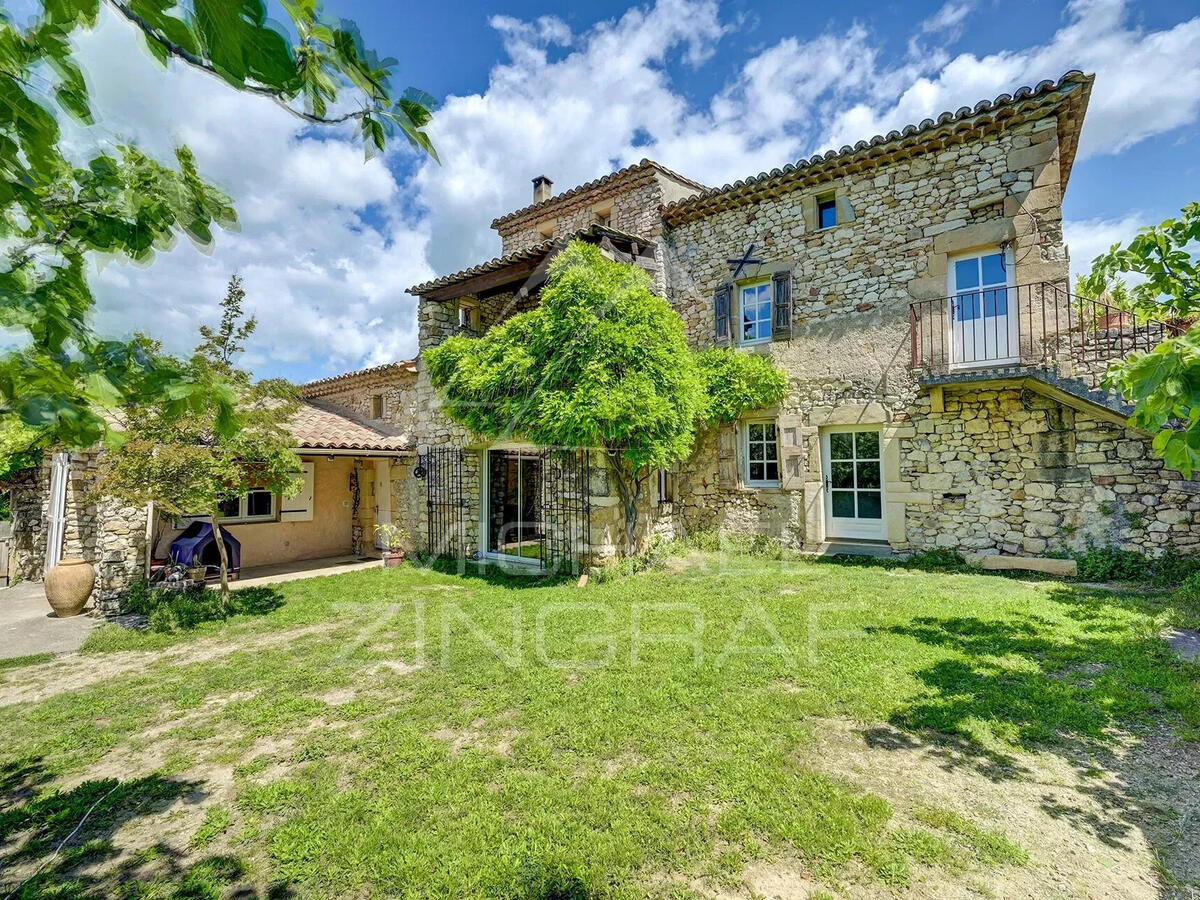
[0, 552, 1195, 898]
[0, 653, 53, 672]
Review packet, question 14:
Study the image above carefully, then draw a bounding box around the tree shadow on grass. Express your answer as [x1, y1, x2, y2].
[868, 585, 1200, 893]
[0, 756, 293, 899]
[418, 556, 576, 589]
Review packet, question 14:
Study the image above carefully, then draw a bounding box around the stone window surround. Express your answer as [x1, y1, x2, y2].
[179, 488, 278, 526]
[799, 402, 916, 548]
[738, 280, 773, 345]
[743, 420, 781, 488]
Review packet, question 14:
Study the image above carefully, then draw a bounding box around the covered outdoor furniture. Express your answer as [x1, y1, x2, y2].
[169, 522, 241, 575]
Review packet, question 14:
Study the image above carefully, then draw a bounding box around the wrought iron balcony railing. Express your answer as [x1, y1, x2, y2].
[909, 282, 1185, 387]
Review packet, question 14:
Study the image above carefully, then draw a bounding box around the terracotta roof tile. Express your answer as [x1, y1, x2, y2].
[490, 159, 707, 231]
[300, 361, 416, 398]
[660, 71, 1093, 226]
[289, 400, 412, 453]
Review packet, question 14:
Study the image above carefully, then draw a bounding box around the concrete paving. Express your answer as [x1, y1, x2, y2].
[1165, 627, 1200, 663]
[232, 554, 382, 589]
[0, 580, 99, 661]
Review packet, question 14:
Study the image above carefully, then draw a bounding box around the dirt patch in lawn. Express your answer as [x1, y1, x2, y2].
[700, 717, 1200, 899]
[0, 623, 336, 707]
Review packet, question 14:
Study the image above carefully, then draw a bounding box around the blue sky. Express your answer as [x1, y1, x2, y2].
[46, 0, 1200, 382]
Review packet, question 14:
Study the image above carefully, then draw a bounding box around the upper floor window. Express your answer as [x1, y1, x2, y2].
[745, 422, 780, 487]
[371, 394, 386, 419]
[594, 207, 613, 228]
[817, 193, 838, 229]
[458, 302, 480, 334]
[740, 281, 773, 344]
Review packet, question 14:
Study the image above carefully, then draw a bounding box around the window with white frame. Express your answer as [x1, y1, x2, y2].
[744, 421, 780, 486]
[186, 488, 277, 525]
[740, 281, 772, 344]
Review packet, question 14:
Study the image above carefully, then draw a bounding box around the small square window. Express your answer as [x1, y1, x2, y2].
[817, 194, 837, 229]
[744, 422, 780, 487]
[246, 490, 274, 519]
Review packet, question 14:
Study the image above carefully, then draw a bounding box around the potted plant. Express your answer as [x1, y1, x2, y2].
[374, 523, 409, 567]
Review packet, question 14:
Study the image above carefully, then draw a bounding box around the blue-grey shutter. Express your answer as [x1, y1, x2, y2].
[714, 282, 732, 346]
[772, 270, 792, 339]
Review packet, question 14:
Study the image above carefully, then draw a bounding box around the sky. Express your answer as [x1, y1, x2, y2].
[23, 0, 1200, 382]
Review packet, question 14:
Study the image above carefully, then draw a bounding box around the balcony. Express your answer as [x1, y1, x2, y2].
[909, 282, 1183, 390]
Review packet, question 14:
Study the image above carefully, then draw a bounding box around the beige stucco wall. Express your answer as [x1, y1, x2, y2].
[159, 456, 357, 570]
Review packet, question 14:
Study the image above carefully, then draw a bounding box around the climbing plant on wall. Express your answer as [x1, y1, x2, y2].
[426, 241, 786, 554]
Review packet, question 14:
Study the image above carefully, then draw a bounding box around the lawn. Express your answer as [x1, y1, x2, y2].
[1, 551, 1198, 899]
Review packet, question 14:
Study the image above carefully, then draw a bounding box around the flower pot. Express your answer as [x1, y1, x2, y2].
[382, 551, 405, 568]
[44, 558, 95, 617]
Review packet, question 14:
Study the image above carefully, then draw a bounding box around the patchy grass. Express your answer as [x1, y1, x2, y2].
[0, 553, 1196, 898]
[0, 653, 53, 672]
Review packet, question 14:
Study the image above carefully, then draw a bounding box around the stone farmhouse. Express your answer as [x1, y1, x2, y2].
[10, 70, 1199, 607]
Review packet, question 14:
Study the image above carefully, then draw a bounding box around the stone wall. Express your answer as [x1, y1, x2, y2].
[304, 369, 419, 438]
[651, 117, 1070, 550]
[902, 388, 1200, 554]
[10, 452, 147, 613]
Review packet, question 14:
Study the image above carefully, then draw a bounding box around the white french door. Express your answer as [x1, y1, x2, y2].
[372, 459, 392, 549]
[949, 248, 1017, 367]
[822, 428, 885, 541]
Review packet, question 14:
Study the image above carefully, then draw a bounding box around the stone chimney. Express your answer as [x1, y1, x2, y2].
[532, 175, 553, 204]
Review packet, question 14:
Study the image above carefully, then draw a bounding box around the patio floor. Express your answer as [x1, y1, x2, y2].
[0, 580, 99, 661]
[231, 554, 382, 589]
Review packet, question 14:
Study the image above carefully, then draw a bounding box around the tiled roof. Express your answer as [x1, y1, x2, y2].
[289, 400, 412, 452]
[490, 159, 707, 231]
[300, 360, 416, 398]
[406, 224, 655, 298]
[406, 241, 554, 298]
[660, 70, 1094, 226]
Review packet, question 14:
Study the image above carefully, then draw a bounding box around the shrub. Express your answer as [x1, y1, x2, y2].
[1072, 543, 1200, 586]
[120, 580, 282, 632]
[903, 548, 970, 573]
[1176, 572, 1200, 604]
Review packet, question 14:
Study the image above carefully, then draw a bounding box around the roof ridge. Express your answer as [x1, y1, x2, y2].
[490, 159, 707, 230]
[301, 360, 417, 395]
[660, 70, 1092, 224]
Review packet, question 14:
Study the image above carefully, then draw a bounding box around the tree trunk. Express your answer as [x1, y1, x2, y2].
[210, 508, 231, 610]
[607, 456, 644, 557]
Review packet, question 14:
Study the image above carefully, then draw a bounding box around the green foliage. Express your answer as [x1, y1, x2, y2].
[1082, 203, 1200, 475]
[121, 579, 283, 632]
[695, 347, 787, 426]
[0, 0, 434, 451]
[428, 242, 705, 472]
[427, 242, 786, 553]
[1072, 543, 1200, 586]
[99, 284, 301, 598]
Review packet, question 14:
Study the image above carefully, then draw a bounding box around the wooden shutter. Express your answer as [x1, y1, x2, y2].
[778, 415, 804, 491]
[717, 425, 739, 488]
[714, 282, 732, 346]
[802, 196, 817, 232]
[772, 270, 792, 339]
[835, 194, 856, 224]
[281, 461, 315, 522]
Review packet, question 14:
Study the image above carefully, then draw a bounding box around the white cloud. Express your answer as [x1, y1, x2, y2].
[921, 1, 975, 36]
[62, 10, 433, 378]
[59, 0, 1200, 381]
[822, 0, 1200, 158]
[1064, 213, 1147, 280]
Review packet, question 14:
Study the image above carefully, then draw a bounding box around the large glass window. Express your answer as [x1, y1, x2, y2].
[740, 282, 772, 344]
[745, 422, 780, 486]
[487, 450, 544, 562]
[953, 251, 1008, 321]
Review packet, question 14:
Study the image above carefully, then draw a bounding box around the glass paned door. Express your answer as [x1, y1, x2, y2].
[822, 428, 885, 541]
[949, 249, 1017, 366]
[487, 450, 545, 562]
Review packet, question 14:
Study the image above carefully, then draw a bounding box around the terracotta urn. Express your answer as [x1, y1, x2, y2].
[382, 550, 405, 568]
[45, 558, 95, 617]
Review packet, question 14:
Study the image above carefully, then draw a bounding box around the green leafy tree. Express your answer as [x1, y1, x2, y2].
[1081, 202, 1200, 474]
[426, 242, 786, 555]
[0, 420, 49, 519]
[1, 0, 435, 450]
[100, 278, 300, 603]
